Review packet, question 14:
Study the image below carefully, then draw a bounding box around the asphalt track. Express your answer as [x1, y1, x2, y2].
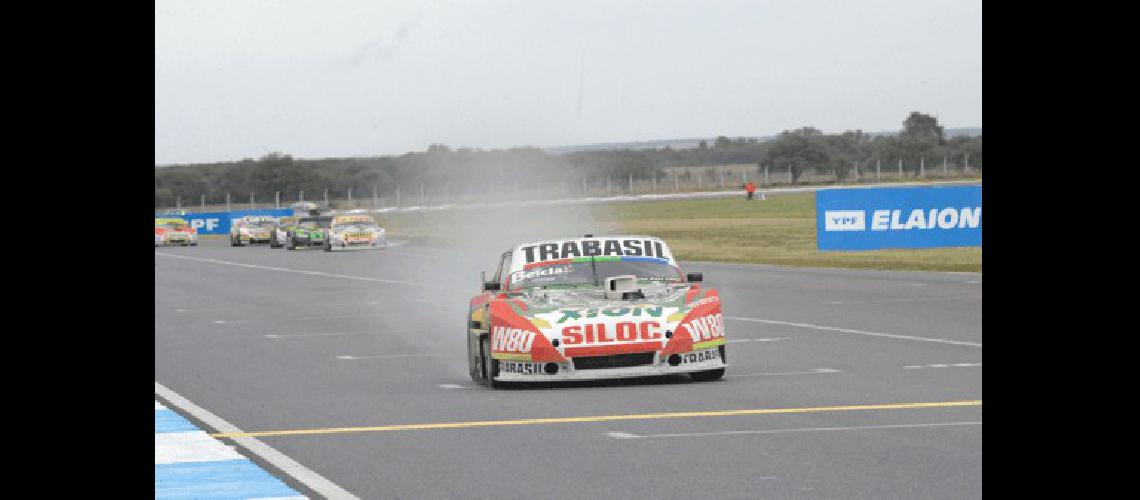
[155, 239, 981, 499]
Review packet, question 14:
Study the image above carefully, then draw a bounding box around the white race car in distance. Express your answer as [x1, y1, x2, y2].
[325, 215, 387, 251]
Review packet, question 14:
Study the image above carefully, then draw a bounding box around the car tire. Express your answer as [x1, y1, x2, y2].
[481, 336, 503, 389]
[468, 325, 481, 383]
[690, 368, 725, 382]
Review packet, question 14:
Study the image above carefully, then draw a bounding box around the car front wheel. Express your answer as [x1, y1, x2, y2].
[481, 336, 503, 389]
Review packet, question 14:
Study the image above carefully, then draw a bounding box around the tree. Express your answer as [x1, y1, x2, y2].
[765, 128, 830, 184]
[897, 112, 944, 170]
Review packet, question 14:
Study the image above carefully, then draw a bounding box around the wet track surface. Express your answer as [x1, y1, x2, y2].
[155, 239, 981, 499]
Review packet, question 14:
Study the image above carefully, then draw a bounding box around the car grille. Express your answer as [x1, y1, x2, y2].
[572, 352, 655, 370]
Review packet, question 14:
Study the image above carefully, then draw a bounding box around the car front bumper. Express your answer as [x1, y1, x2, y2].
[327, 239, 387, 251]
[493, 347, 726, 382]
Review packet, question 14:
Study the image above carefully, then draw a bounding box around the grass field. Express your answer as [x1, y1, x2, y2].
[590, 193, 980, 272]
[382, 191, 981, 273]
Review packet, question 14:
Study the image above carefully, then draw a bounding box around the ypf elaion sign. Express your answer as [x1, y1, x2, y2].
[816, 185, 982, 251]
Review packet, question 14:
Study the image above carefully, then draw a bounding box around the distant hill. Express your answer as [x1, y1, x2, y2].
[542, 127, 982, 155]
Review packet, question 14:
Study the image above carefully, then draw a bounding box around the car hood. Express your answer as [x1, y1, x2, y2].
[491, 282, 723, 360]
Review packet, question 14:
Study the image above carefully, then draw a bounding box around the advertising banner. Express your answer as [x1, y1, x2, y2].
[816, 185, 982, 251]
[171, 209, 293, 235]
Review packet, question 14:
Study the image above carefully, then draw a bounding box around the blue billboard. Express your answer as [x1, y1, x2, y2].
[816, 185, 982, 251]
[173, 209, 293, 235]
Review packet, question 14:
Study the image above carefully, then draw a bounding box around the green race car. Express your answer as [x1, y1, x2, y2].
[283, 216, 332, 250]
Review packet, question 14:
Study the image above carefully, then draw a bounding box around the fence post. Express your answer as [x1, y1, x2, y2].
[674, 172, 679, 192]
[323, 189, 329, 208]
[920, 158, 926, 178]
[348, 187, 353, 206]
[299, 191, 304, 202]
[697, 172, 702, 189]
[396, 186, 401, 207]
[898, 159, 903, 178]
[226, 193, 231, 212]
[629, 173, 634, 194]
[606, 176, 612, 195]
[943, 156, 948, 177]
[720, 169, 726, 190]
[964, 153, 970, 175]
[876, 159, 881, 181]
[788, 165, 793, 184]
[201, 195, 206, 212]
[275, 191, 280, 209]
[372, 185, 378, 209]
[176, 196, 181, 210]
[250, 192, 255, 209]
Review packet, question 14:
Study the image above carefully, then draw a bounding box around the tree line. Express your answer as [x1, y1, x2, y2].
[155, 112, 981, 207]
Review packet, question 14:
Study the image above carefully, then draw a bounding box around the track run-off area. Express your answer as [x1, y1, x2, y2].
[155, 238, 981, 499]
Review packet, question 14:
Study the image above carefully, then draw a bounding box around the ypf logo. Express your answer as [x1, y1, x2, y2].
[824, 210, 866, 232]
[190, 219, 220, 232]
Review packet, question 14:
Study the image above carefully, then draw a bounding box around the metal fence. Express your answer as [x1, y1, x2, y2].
[157, 161, 982, 213]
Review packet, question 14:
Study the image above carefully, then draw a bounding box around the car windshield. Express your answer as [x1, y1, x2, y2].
[299, 218, 332, 228]
[508, 258, 681, 289]
[334, 222, 379, 230]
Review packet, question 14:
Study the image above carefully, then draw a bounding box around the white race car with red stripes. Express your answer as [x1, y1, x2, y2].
[467, 235, 726, 387]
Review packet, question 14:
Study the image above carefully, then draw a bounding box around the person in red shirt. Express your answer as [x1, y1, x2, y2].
[744, 181, 757, 201]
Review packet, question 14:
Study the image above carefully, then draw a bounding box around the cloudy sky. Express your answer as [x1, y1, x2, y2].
[154, 0, 981, 165]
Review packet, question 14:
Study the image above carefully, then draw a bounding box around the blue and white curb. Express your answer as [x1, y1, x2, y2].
[155, 400, 306, 499]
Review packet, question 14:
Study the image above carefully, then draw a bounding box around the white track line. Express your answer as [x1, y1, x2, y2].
[606, 421, 982, 439]
[155, 381, 358, 500]
[154, 253, 458, 291]
[729, 368, 840, 377]
[727, 316, 981, 348]
[264, 332, 378, 339]
[903, 363, 982, 369]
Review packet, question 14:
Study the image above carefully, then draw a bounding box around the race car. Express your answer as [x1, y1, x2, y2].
[155, 218, 198, 247]
[324, 214, 387, 251]
[467, 235, 726, 387]
[268, 216, 298, 248]
[230, 216, 277, 246]
[284, 216, 332, 250]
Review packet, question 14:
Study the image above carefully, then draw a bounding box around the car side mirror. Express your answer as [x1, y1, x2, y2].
[483, 281, 501, 292]
[686, 272, 703, 283]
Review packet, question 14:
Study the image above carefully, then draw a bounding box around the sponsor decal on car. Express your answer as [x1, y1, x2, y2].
[679, 348, 720, 364]
[499, 361, 551, 375]
[519, 239, 669, 263]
